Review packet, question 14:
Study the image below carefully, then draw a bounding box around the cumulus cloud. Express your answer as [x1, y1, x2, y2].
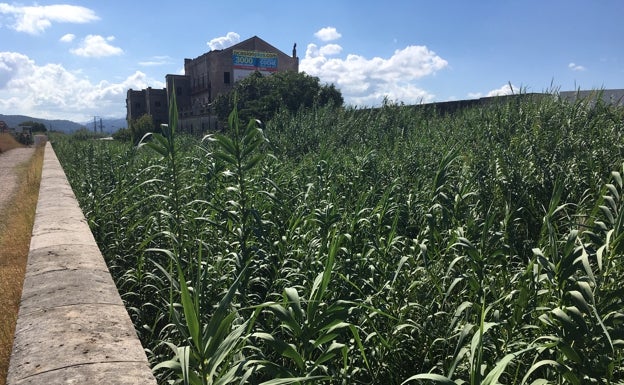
[139, 55, 173, 66]
[70, 35, 123, 57]
[0, 51, 161, 120]
[319, 43, 342, 56]
[0, 3, 98, 34]
[314, 26, 341, 42]
[301, 43, 448, 106]
[568, 62, 586, 71]
[486, 83, 518, 97]
[207, 32, 240, 50]
[59, 33, 75, 42]
[469, 83, 519, 99]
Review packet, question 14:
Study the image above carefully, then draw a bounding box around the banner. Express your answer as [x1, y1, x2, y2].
[232, 50, 278, 81]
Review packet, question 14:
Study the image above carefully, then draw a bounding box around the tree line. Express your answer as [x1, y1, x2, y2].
[121, 71, 343, 143]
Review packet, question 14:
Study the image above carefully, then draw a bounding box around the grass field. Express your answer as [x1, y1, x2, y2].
[53, 93, 624, 384]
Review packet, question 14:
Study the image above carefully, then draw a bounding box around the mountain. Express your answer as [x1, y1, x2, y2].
[0, 114, 126, 133]
[79, 117, 127, 134]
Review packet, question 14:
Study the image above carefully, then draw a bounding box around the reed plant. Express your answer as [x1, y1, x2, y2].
[53, 91, 624, 384]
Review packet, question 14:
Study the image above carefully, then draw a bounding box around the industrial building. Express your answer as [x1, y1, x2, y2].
[126, 36, 299, 134]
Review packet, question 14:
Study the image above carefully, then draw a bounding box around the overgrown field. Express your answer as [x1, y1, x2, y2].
[53, 93, 624, 384]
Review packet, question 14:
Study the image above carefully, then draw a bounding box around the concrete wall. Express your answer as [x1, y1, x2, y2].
[7, 143, 156, 385]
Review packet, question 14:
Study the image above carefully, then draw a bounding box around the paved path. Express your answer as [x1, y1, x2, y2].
[0, 148, 36, 215]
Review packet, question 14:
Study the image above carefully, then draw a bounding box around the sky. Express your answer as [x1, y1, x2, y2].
[0, 0, 623, 122]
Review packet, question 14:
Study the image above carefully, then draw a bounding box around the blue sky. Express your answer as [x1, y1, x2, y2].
[1, 0, 622, 122]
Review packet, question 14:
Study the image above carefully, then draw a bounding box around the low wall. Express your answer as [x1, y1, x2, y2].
[7, 143, 156, 385]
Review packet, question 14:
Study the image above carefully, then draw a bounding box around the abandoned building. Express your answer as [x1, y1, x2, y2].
[126, 36, 299, 134]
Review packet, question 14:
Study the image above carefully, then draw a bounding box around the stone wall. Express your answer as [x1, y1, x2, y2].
[7, 143, 156, 385]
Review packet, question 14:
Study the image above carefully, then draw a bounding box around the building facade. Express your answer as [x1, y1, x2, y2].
[126, 87, 169, 130]
[127, 36, 299, 134]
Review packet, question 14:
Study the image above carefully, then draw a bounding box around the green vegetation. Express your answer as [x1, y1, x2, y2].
[52, 92, 624, 384]
[214, 71, 343, 124]
[129, 114, 157, 144]
[112, 127, 132, 142]
[18, 121, 47, 133]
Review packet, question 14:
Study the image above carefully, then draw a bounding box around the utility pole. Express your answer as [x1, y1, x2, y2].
[93, 116, 104, 133]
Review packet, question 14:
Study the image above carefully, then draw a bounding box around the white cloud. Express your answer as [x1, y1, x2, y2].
[487, 83, 518, 96]
[60, 33, 75, 43]
[70, 35, 123, 57]
[319, 43, 342, 56]
[301, 43, 448, 106]
[0, 3, 98, 34]
[468, 83, 521, 99]
[314, 27, 341, 42]
[139, 55, 173, 66]
[0, 51, 161, 121]
[207, 32, 240, 50]
[568, 62, 586, 71]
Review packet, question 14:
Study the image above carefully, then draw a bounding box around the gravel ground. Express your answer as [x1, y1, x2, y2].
[0, 148, 36, 214]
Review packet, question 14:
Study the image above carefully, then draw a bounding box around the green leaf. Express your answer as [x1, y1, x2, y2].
[284, 287, 304, 322]
[268, 303, 302, 336]
[349, 324, 370, 370]
[179, 345, 191, 385]
[311, 332, 339, 348]
[577, 281, 594, 304]
[521, 359, 566, 385]
[481, 352, 518, 384]
[551, 307, 575, 330]
[243, 153, 264, 171]
[401, 373, 455, 385]
[612, 170, 622, 189]
[558, 341, 581, 364]
[178, 269, 200, 354]
[206, 320, 249, 380]
[214, 150, 238, 165]
[215, 134, 238, 157]
[259, 376, 329, 385]
[568, 290, 592, 315]
[309, 233, 340, 317]
[252, 332, 305, 370]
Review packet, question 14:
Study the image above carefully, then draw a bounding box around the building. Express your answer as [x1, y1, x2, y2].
[126, 87, 169, 130]
[127, 36, 299, 134]
[558, 89, 624, 106]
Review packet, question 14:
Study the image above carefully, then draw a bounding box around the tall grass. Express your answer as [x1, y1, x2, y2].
[0, 133, 22, 153]
[53, 92, 624, 384]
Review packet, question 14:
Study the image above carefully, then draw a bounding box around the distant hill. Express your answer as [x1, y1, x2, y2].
[79, 117, 127, 134]
[0, 114, 126, 134]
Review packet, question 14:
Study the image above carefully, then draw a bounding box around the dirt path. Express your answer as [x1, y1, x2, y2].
[0, 148, 36, 215]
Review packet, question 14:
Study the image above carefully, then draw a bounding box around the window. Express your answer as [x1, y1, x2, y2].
[224, 72, 230, 84]
[155, 101, 161, 107]
[176, 86, 182, 95]
[134, 102, 141, 109]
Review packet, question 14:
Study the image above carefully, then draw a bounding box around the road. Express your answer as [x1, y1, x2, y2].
[0, 148, 36, 216]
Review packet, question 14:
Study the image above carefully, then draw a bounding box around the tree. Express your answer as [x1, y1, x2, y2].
[130, 114, 155, 144]
[112, 127, 132, 142]
[19, 121, 46, 133]
[214, 71, 343, 126]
